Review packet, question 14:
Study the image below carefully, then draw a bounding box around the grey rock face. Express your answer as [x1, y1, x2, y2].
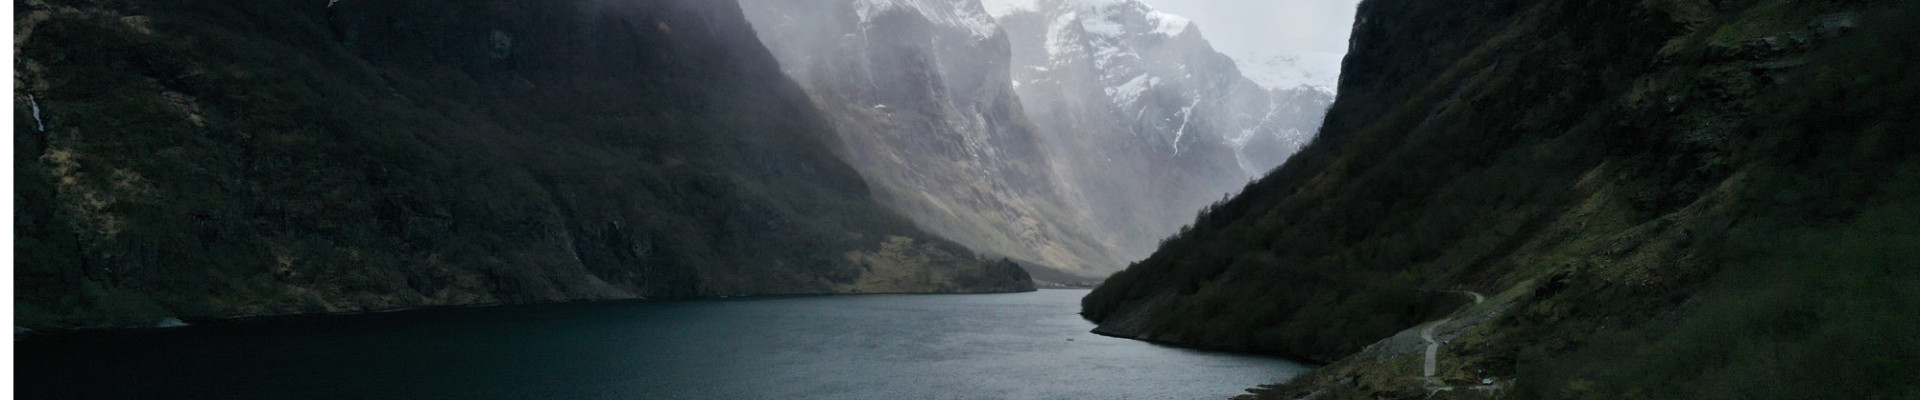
[743, 0, 1122, 280]
[1000, 0, 1333, 259]
[742, 0, 1332, 272]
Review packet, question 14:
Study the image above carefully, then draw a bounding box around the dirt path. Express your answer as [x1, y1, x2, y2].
[1463, 291, 1486, 304]
[1421, 318, 1449, 377]
[1422, 291, 1484, 380]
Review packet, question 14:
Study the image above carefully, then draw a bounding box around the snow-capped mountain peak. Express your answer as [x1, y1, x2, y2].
[856, 0, 1001, 39]
[1069, 0, 1190, 38]
[1000, 0, 1334, 249]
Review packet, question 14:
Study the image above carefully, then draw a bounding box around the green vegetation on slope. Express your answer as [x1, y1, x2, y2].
[14, 0, 1030, 329]
[1082, 0, 1919, 397]
[1506, 7, 1920, 397]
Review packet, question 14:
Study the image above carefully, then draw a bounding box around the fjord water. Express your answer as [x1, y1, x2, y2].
[18, 290, 1308, 399]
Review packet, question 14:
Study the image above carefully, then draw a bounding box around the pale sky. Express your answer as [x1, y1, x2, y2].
[1146, 0, 1358, 90]
[982, 0, 1361, 90]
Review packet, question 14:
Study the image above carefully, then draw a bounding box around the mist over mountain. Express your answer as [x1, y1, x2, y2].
[988, 0, 1356, 92]
[742, 0, 1333, 269]
[16, 0, 1917, 398]
[997, 0, 1333, 259]
[14, 0, 1032, 328]
[739, 0, 1121, 282]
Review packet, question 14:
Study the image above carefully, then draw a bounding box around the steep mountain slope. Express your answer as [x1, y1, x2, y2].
[739, 0, 1120, 281]
[997, 0, 1333, 259]
[1082, 0, 1919, 398]
[14, 0, 1032, 329]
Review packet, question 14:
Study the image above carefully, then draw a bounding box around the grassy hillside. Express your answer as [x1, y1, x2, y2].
[1081, 0, 1919, 397]
[14, 0, 1031, 329]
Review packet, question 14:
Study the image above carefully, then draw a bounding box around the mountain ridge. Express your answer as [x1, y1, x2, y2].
[14, 0, 1033, 329]
[741, 0, 1123, 282]
[741, 0, 1332, 278]
[999, 0, 1333, 259]
[1081, 0, 1920, 398]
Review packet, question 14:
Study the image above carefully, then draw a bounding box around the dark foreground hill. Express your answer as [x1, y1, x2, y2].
[15, 0, 1031, 329]
[1083, 0, 1918, 398]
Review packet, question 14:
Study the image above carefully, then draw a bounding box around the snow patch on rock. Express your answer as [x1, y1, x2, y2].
[1045, 11, 1081, 58]
[1105, 74, 1154, 106]
[1071, 0, 1190, 38]
[857, 0, 1001, 40]
[1171, 97, 1199, 155]
[980, 0, 1040, 17]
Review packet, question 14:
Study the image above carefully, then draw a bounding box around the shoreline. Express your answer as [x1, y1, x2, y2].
[1087, 325, 1330, 367]
[16, 286, 1047, 339]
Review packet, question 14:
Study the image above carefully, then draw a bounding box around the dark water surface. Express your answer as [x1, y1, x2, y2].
[17, 289, 1309, 399]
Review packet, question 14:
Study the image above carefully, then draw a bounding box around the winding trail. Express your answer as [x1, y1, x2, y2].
[1422, 291, 1484, 380]
[1421, 319, 1446, 378]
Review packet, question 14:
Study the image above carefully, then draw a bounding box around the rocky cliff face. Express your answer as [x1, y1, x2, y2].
[997, 0, 1333, 259]
[741, 0, 1333, 274]
[13, 0, 1032, 329]
[1081, 0, 1920, 398]
[739, 0, 1120, 281]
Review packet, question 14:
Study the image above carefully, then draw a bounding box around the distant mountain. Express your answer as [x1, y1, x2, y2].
[1236, 53, 1343, 94]
[13, 0, 1032, 329]
[997, 0, 1333, 259]
[742, 0, 1331, 271]
[740, 0, 1123, 282]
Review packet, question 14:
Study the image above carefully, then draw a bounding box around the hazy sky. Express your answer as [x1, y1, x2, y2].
[982, 0, 1361, 90]
[1130, 0, 1361, 90]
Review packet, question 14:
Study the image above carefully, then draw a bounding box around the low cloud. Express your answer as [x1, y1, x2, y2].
[982, 0, 1360, 89]
[1144, 0, 1359, 89]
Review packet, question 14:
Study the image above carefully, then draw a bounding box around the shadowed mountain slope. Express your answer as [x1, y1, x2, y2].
[1082, 0, 1919, 398]
[14, 0, 1031, 329]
